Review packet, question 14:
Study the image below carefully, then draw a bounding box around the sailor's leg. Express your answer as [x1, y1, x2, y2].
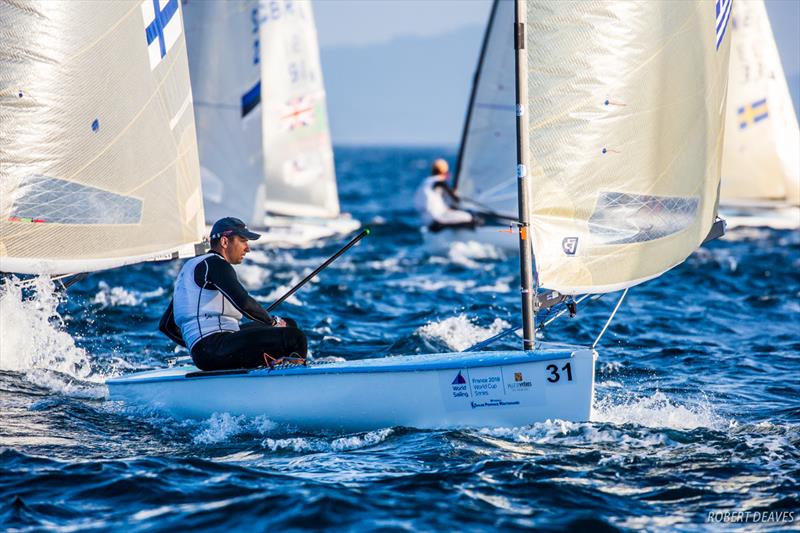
[216, 323, 308, 369]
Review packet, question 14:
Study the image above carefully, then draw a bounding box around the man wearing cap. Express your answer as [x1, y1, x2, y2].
[159, 217, 308, 371]
[413, 158, 476, 232]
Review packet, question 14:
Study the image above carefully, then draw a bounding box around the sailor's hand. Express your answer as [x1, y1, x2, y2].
[272, 316, 287, 328]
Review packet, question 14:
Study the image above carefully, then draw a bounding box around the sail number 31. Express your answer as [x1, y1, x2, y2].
[546, 362, 573, 383]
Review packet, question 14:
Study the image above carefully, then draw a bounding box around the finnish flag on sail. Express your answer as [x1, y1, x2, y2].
[142, 0, 182, 70]
[715, 0, 732, 50]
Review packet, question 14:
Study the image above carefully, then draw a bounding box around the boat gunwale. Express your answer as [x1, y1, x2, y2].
[107, 347, 594, 386]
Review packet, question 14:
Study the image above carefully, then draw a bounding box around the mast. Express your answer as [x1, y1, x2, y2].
[453, 0, 500, 191]
[513, 0, 536, 350]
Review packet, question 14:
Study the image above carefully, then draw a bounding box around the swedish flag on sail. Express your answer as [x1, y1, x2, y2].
[142, 0, 182, 70]
[715, 0, 732, 50]
[737, 98, 769, 129]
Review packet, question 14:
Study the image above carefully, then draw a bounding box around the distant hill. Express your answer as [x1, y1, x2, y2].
[320, 25, 484, 147]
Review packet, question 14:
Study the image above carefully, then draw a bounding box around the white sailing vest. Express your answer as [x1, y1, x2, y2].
[173, 253, 242, 349]
[413, 175, 473, 226]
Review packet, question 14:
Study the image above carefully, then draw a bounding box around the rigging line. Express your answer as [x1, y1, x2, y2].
[538, 293, 596, 330]
[459, 197, 519, 223]
[452, 0, 500, 191]
[592, 288, 629, 350]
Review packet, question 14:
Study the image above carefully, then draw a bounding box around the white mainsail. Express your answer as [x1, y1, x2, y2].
[184, 0, 265, 227]
[453, 0, 517, 217]
[259, 0, 340, 219]
[721, 0, 800, 206]
[0, 0, 204, 275]
[523, 0, 731, 295]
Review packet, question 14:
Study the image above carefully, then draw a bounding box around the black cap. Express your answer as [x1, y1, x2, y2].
[210, 217, 261, 241]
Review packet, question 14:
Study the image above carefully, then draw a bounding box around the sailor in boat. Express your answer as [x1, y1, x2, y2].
[413, 159, 478, 232]
[158, 217, 308, 371]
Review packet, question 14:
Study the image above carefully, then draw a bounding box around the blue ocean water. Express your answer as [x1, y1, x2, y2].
[1, 146, 799, 531]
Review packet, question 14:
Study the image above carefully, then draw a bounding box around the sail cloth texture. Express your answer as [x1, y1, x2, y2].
[0, 0, 204, 275]
[259, 0, 340, 219]
[721, 0, 800, 206]
[184, 0, 266, 227]
[453, 0, 517, 216]
[524, 0, 731, 294]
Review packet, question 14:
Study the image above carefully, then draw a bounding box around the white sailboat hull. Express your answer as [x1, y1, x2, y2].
[720, 201, 799, 230]
[422, 225, 520, 255]
[107, 344, 596, 432]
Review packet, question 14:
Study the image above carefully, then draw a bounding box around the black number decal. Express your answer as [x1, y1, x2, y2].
[546, 364, 559, 383]
[547, 363, 573, 383]
[562, 362, 573, 381]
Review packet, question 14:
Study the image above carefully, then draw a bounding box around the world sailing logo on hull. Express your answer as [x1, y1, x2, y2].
[450, 371, 469, 399]
[142, 0, 182, 70]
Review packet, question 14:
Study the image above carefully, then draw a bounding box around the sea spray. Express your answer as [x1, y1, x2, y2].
[593, 390, 728, 430]
[262, 428, 394, 453]
[0, 276, 93, 380]
[192, 413, 277, 445]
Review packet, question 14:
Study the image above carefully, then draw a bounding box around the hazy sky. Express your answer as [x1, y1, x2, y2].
[313, 0, 800, 145]
[315, 0, 799, 74]
[315, 0, 492, 48]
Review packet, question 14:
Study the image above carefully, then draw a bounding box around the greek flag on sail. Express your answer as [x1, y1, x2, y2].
[715, 0, 732, 50]
[142, 0, 182, 70]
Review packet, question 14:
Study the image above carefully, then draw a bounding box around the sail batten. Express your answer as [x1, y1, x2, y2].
[0, 0, 205, 276]
[523, 0, 731, 295]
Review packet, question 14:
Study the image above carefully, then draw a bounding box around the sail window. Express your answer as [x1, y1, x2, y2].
[10, 175, 142, 225]
[588, 192, 699, 244]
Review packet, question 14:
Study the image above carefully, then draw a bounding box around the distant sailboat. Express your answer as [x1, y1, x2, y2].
[183, 0, 359, 247]
[720, 0, 800, 229]
[109, 0, 730, 431]
[432, 0, 519, 253]
[0, 0, 205, 276]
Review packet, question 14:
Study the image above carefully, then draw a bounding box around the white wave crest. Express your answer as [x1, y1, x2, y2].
[391, 275, 511, 294]
[91, 281, 164, 307]
[234, 263, 270, 290]
[417, 314, 512, 351]
[446, 241, 505, 269]
[256, 273, 305, 307]
[262, 428, 393, 453]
